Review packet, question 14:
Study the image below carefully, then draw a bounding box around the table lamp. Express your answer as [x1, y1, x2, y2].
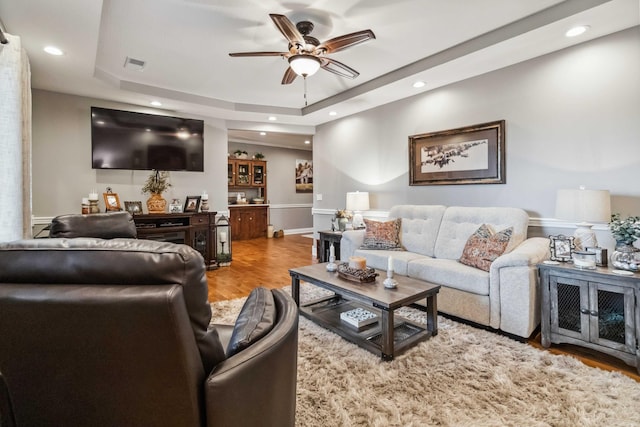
[346, 191, 370, 229]
[555, 187, 611, 250]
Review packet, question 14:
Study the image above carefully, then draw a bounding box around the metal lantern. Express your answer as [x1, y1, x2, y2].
[215, 214, 232, 266]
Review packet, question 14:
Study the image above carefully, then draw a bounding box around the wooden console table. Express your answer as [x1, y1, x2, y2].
[539, 263, 640, 372]
[133, 212, 218, 269]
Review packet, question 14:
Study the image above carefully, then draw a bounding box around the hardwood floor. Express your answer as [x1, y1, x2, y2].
[206, 234, 640, 382]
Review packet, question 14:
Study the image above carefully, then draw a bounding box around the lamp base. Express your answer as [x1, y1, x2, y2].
[352, 212, 365, 230]
[573, 224, 597, 251]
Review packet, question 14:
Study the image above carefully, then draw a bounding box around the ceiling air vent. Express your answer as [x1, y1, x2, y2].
[124, 56, 145, 71]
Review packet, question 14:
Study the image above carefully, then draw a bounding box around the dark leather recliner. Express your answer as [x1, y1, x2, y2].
[49, 211, 138, 239]
[0, 238, 298, 427]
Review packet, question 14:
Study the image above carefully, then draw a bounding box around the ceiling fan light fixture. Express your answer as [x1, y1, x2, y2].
[288, 55, 321, 77]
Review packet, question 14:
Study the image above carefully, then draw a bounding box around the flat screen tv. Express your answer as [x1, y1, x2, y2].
[91, 107, 204, 171]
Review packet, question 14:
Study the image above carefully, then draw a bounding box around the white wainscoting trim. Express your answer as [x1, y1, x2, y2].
[311, 210, 611, 231]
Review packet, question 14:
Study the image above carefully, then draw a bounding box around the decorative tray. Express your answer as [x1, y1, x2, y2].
[337, 263, 378, 283]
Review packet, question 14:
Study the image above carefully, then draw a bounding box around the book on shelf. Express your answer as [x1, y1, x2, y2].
[340, 307, 379, 328]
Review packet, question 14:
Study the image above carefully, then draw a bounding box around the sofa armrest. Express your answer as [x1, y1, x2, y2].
[204, 289, 298, 427]
[491, 237, 550, 270]
[339, 230, 366, 260]
[488, 237, 550, 337]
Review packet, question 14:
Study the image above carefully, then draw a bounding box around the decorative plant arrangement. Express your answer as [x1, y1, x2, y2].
[142, 170, 172, 195]
[609, 213, 640, 272]
[142, 170, 172, 214]
[334, 209, 353, 232]
[254, 152, 265, 160]
[610, 213, 640, 245]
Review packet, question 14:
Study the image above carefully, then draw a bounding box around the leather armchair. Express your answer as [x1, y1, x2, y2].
[0, 238, 298, 427]
[49, 211, 138, 239]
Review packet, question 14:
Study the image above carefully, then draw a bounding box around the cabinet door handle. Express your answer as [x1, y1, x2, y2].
[580, 308, 590, 315]
[590, 310, 599, 317]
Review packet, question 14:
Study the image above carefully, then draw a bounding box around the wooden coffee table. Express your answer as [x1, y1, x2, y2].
[289, 263, 440, 360]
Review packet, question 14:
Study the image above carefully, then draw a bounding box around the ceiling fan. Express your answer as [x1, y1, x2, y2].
[229, 14, 375, 85]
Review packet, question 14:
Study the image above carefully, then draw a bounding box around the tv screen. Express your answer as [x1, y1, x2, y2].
[91, 107, 204, 171]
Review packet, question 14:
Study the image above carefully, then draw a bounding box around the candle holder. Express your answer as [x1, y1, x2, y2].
[326, 255, 338, 272]
[383, 269, 397, 289]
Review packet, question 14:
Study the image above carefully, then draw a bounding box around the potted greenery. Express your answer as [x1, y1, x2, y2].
[610, 213, 640, 271]
[142, 170, 172, 214]
[334, 209, 353, 232]
[254, 152, 265, 160]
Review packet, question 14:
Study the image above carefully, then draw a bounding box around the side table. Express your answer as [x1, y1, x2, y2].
[318, 230, 343, 262]
[538, 262, 640, 372]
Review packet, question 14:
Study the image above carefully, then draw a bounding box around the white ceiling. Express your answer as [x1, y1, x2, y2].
[0, 0, 638, 150]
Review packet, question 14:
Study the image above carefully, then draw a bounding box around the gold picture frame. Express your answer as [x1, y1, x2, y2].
[103, 192, 122, 211]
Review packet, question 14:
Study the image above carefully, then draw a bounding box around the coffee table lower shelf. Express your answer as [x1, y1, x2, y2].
[300, 295, 433, 360]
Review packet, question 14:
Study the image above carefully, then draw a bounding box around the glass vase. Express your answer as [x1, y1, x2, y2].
[610, 243, 640, 272]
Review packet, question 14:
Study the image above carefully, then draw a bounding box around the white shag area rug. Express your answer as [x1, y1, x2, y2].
[211, 285, 640, 427]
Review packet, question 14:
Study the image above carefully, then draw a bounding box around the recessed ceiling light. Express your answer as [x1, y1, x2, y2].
[304, 140, 311, 144]
[566, 25, 589, 37]
[150, 101, 162, 107]
[260, 132, 267, 136]
[44, 46, 64, 56]
[329, 111, 337, 116]
[412, 81, 426, 88]
[268, 116, 277, 121]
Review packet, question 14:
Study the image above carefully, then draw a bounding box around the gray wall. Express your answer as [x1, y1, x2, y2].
[228, 141, 313, 232]
[32, 90, 229, 218]
[313, 27, 640, 252]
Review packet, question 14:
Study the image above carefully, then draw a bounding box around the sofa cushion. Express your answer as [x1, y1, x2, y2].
[360, 218, 404, 250]
[459, 224, 513, 272]
[226, 287, 276, 357]
[354, 248, 430, 276]
[407, 258, 490, 296]
[389, 205, 446, 257]
[433, 207, 529, 260]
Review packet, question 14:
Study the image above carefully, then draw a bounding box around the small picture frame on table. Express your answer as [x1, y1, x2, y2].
[549, 235, 575, 262]
[103, 192, 122, 211]
[124, 201, 143, 215]
[183, 196, 201, 213]
[169, 199, 183, 213]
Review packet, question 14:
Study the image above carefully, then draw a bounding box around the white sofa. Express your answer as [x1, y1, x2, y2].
[340, 205, 550, 339]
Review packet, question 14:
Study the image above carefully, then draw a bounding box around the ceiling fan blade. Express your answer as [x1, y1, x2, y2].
[320, 57, 359, 79]
[269, 14, 304, 47]
[316, 29, 375, 54]
[281, 67, 298, 85]
[229, 51, 288, 57]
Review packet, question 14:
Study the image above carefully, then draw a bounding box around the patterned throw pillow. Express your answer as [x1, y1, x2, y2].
[459, 224, 513, 271]
[360, 218, 404, 250]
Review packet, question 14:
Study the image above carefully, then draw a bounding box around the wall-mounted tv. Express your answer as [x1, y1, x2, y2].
[91, 107, 204, 171]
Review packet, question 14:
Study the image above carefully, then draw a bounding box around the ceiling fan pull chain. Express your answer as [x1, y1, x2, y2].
[304, 76, 308, 106]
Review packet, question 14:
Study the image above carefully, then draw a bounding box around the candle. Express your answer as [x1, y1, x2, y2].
[387, 256, 393, 272]
[348, 256, 366, 270]
[89, 190, 98, 200]
[329, 244, 335, 259]
[201, 191, 208, 200]
[219, 231, 227, 243]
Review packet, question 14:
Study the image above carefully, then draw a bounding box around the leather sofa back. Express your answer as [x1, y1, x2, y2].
[50, 211, 137, 239]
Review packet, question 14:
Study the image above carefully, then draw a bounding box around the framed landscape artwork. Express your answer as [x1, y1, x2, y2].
[295, 159, 313, 193]
[409, 120, 505, 186]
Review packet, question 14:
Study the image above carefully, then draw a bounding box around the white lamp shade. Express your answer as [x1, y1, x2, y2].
[555, 188, 611, 224]
[288, 55, 321, 77]
[346, 191, 370, 212]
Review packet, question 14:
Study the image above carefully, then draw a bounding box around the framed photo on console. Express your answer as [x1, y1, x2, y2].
[183, 196, 201, 213]
[549, 235, 575, 262]
[124, 201, 143, 215]
[103, 192, 122, 211]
